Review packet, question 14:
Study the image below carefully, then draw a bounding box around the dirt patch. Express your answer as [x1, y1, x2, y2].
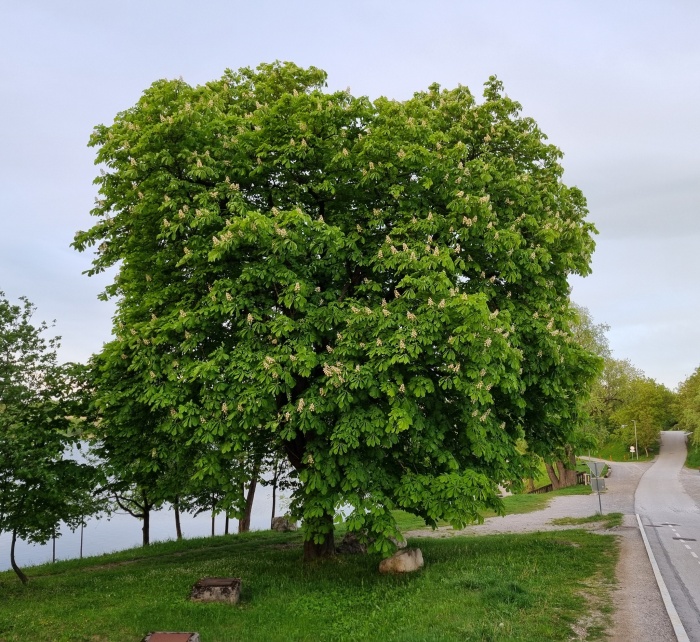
[571, 571, 615, 641]
[607, 515, 675, 642]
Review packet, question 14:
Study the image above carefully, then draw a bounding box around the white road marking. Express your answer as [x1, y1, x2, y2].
[685, 545, 692, 550]
[636, 514, 690, 642]
[691, 552, 698, 559]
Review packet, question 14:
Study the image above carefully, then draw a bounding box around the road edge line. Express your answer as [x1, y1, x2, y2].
[636, 513, 690, 642]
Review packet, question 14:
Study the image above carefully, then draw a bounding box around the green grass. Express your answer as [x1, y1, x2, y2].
[589, 440, 657, 462]
[551, 513, 623, 529]
[480, 484, 592, 520]
[396, 485, 592, 533]
[0, 527, 617, 642]
[685, 440, 700, 469]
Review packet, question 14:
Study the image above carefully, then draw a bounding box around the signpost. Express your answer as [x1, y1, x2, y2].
[586, 461, 606, 515]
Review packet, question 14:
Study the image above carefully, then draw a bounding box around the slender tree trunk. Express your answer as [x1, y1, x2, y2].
[225, 514, 229, 535]
[271, 459, 279, 528]
[10, 530, 28, 585]
[565, 446, 578, 485]
[174, 496, 182, 541]
[142, 503, 151, 547]
[303, 513, 336, 562]
[239, 457, 262, 534]
[211, 494, 216, 537]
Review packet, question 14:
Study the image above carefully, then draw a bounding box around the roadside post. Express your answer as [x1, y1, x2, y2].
[587, 461, 606, 515]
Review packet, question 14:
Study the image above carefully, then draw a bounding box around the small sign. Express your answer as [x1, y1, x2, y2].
[591, 478, 606, 492]
[630, 446, 635, 453]
[586, 461, 605, 477]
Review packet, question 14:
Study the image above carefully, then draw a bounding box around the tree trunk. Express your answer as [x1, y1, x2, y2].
[142, 502, 150, 547]
[174, 496, 182, 541]
[225, 514, 229, 535]
[544, 462, 564, 490]
[239, 459, 261, 534]
[545, 446, 578, 490]
[211, 494, 216, 537]
[565, 447, 578, 485]
[303, 513, 336, 562]
[271, 458, 279, 528]
[10, 530, 28, 585]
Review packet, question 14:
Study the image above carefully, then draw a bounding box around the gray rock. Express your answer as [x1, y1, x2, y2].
[389, 536, 407, 550]
[271, 516, 298, 532]
[378, 547, 424, 574]
[336, 531, 367, 554]
[336, 530, 406, 555]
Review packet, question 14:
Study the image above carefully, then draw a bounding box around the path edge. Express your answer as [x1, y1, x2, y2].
[636, 513, 690, 642]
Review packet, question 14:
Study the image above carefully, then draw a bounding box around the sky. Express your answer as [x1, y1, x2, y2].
[1, 1, 698, 390]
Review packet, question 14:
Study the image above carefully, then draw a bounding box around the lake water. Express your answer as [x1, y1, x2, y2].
[0, 485, 288, 572]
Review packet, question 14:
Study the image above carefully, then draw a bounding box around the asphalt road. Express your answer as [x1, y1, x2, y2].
[636, 431, 700, 640]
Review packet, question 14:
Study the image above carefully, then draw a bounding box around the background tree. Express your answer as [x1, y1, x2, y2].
[539, 304, 605, 489]
[677, 367, 700, 445]
[74, 62, 599, 559]
[612, 378, 677, 456]
[0, 292, 99, 583]
[89, 342, 257, 544]
[588, 357, 644, 441]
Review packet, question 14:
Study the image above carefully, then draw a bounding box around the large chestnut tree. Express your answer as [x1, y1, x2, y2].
[74, 62, 599, 559]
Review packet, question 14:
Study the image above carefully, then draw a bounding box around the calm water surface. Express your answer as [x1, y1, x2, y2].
[0, 486, 287, 572]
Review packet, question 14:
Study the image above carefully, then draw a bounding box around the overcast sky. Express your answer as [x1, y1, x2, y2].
[1, 1, 698, 389]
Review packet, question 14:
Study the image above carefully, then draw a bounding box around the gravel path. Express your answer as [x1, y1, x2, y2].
[405, 459, 676, 641]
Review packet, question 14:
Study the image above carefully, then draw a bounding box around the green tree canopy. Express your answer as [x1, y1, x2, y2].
[74, 62, 599, 558]
[677, 366, 700, 443]
[0, 292, 99, 583]
[613, 378, 677, 456]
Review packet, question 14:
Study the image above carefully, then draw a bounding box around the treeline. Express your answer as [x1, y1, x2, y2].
[574, 304, 689, 457]
[677, 367, 700, 446]
[0, 291, 294, 584]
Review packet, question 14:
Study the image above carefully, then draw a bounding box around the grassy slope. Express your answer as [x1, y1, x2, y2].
[0, 484, 606, 642]
[393, 485, 592, 531]
[589, 439, 657, 463]
[686, 441, 700, 469]
[0, 527, 616, 642]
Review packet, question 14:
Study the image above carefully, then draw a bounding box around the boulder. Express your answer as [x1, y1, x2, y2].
[271, 516, 298, 532]
[389, 536, 407, 550]
[336, 531, 405, 555]
[378, 547, 424, 574]
[336, 531, 367, 555]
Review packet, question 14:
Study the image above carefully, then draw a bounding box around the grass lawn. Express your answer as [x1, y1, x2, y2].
[0, 526, 616, 642]
[686, 440, 700, 469]
[393, 485, 592, 532]
[551, 513, 624, 529]
[589, 439, 657, 463]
